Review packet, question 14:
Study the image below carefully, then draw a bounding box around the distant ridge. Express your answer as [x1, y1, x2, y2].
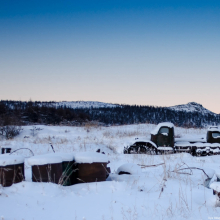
[53, 101, 119, 109]
[54, 101, 216, 116]
[2, 100, 215, 114]
[0, 100, 219, 128]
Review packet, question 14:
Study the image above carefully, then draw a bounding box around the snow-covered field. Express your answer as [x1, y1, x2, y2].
[0, 124, 220, 220]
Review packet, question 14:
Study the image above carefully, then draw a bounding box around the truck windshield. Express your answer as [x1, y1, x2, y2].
[159, 127, 169, 134]
[212, 132, 220, 138]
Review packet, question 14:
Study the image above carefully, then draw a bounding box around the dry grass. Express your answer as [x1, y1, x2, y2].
[103, 129, 149, 139]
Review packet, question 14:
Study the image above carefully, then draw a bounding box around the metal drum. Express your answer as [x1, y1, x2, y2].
[74, 152, 109, 184]
[31, 163, 62, 183]
[0, 155, 25, 187]
[75, 162, 108, 183]
[28, 155, 63, 184]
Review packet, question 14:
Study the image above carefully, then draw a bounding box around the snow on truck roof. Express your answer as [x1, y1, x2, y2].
[151, 122, 174, 135]
[0, 154, 25, 166]
[208, 126, 220, 132]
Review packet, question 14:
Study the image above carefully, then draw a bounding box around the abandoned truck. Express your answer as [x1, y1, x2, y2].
[123, 122, 220, 156]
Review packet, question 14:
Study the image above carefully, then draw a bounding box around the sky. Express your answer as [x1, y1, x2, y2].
[0, 0, 220, 113]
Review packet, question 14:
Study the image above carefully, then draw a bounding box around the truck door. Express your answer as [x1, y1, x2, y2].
[157, 127, 170, 147]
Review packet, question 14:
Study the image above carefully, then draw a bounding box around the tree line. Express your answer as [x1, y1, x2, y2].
[79, 105, 220, 128]
[0, 100, 220, 131]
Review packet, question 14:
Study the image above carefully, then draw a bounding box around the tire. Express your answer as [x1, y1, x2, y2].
[196, 151, 202, 157]
[157, 150, 163, 155]
[137, 145, 148, 154]
[127, 146, 136, 154]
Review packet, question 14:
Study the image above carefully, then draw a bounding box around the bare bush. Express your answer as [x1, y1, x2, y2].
[0, 116, 22, 139]
[0, 125, 22, 139]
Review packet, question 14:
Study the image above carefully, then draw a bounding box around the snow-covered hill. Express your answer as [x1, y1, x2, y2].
[168, 102, 215, 115]
[53, 101, 215, 116]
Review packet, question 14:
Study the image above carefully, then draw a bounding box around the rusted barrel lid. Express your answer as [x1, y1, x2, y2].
[27, 154, 62, 166]
[0, 154, 24, 166]
[74, 152, 108, 164]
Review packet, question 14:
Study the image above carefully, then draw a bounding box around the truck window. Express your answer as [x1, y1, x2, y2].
[212, 132, 220, 138]
[159, 127, 169, 135]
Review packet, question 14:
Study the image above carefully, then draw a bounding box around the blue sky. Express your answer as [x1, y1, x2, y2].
[1, 1, 220, 112]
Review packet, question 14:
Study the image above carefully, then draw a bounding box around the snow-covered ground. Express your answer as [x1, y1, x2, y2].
[0, 124, 220, 220]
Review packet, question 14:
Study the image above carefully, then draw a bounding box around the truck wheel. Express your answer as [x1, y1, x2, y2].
[146, 147, 157, 155]
[127, 144, 157, 155]
[196, 151, 202, 157]
[137, 145, 148, 154]
[137, 145, 157, 155]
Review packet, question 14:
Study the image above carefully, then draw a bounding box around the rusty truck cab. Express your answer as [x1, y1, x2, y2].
[206, 126, 220, 144]
[151, 122, 175, 147]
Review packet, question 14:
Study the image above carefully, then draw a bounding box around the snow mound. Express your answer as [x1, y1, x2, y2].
[210, 182, 220, 192]
[215, 170, 220, 179]
[0, 154, 24, 166]
[116, 163, 142, 175]
[203, 168, 215, 179]
[74, 152, 109, 164]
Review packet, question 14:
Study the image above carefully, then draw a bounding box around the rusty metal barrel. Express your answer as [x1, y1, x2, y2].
[206, 127, 220, 144]
[0, 155, 25, 187]
[74, 152, 109, 184]
[27, 155, 63, 184]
